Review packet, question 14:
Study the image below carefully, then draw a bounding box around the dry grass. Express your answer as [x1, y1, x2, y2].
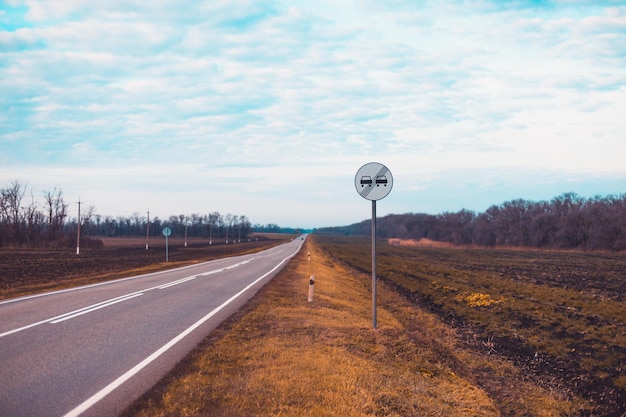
[124, 236, 576, 417]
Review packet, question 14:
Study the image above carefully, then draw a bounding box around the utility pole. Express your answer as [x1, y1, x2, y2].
[76, 197, 81, 255]
[146, 210, 150, 250]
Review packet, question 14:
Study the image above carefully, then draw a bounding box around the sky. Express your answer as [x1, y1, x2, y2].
[1, 0, 625, 229]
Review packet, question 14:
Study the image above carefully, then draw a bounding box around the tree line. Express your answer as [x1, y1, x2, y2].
[317, 192, 626, 251]
[0, 181, 285, 248]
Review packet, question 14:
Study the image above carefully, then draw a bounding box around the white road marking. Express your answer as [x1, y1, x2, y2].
[0, 317, 52, 338]
[50, 293, 144, 324]
[1, 239, 304, 340]
[157, 276, 197, 290]
[61, 244, 301, 417]
[197, 269, 223, 277]
[0, 293, 144, 337]
[0, 258, 222, 306]
[1, 265, 237, 337]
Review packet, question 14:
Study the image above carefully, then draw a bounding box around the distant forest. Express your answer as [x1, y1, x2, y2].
[317, 192, 626, 251]
[0, 181, 293, 248]
[4, 180, 625, 251]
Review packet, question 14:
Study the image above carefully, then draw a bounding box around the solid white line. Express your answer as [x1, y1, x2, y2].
[61, 242, 302, 417]
[50, 293, 144, 324]
[0, 255, 231, 306]
[0, 240, 305, 339]
[0, 318, 52, 338]
[2, 267, 226, 337]
[50, 292, 144, 321]
[0, 292, 143, 338]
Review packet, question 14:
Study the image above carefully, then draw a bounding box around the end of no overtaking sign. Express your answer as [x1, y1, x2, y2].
[354, 162, 393, 201]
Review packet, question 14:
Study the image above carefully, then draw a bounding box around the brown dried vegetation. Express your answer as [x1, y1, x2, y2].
[123, 236, 579, 417]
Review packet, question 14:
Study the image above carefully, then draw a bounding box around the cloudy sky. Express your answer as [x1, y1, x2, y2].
[1, 1, 625, 229]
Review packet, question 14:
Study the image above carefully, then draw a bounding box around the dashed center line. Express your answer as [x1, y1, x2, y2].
[157, 276, 197, 290]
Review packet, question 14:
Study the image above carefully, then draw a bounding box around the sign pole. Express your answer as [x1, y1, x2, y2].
[354, 162, 393, 330]
[162, 227, 172, 262]
[372, 199, 377, 328]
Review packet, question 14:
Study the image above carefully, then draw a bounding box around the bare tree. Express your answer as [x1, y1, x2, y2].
[43, 188, 68, 244]
[81, 205, 96, 234]
[1, 181, 27, 244]
[207, 212, 221, 243]
[224, 214, 233, 243]
[23, 189, 41, 245]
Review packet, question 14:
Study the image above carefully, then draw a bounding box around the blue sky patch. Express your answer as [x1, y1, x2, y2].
[1, 1, 625, 228]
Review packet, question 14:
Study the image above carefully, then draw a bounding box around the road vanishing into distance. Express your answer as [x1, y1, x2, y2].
[0, 236, 306, 417]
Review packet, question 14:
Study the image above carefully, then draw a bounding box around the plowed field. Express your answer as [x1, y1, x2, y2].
[316, 236, 626, 417]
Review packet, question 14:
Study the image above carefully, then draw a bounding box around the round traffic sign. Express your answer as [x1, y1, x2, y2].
[354, 162, 393, 201]
[162, 227, 171, 237]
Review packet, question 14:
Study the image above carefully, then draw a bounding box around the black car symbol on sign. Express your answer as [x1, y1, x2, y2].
[375, 175, 388, 186]
[360, 176, 373, 187]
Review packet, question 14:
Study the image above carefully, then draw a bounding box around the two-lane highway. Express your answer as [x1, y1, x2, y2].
[0, 236, 305, 417]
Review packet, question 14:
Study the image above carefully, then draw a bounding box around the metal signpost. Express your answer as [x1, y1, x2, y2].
[355, 162, 393, 329]
[162, 227, 171, 262]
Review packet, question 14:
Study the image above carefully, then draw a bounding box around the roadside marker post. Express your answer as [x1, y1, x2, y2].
[354, 162, 393, 329]
[308, 275, 315, 302]
[162, 227, 172, 262]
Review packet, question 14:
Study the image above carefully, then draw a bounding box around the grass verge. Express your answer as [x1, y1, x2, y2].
[123, 236, 576, 416]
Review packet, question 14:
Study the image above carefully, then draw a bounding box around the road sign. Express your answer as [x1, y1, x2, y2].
[162, 227, 171, 262]
[355, 162, 393, 201]
[354, 162, 393, 329]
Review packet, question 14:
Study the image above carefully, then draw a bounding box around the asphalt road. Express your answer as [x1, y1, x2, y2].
[0, 236, 305, 417]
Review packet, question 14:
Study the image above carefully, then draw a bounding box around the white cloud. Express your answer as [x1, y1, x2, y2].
[1, 1, 625, 228]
